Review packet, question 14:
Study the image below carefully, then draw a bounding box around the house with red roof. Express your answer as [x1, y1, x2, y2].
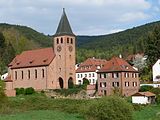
[5, 9, 76, 96]
[76, 58, 107, 85]
[98, 57, 140, 96]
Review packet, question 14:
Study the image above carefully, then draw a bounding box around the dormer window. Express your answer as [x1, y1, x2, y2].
[29, 60, 34, 64]
[43, 59, 48, 62]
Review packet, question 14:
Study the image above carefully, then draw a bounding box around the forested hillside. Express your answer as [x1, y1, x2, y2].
[77, 21, 160, 62]
[0, 21, 160, 74]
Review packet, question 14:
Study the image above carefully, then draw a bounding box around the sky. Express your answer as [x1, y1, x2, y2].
[0, 0, 160, 35]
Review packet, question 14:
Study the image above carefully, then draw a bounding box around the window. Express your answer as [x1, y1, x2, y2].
[93, 79, 95, 84]
[21, 71, 23, 79]
[89, 73, 91, 77]
[71, 38, 73, 44]
[125, 82, 129, 87]
[42, 69, 45, 78]
[112, 73, 119, 78]
[67, 38, 69, 43]
[124, 73, 129, 78]
[93, 73, 95, 77]
[35, 69, 37, 79]
[112, 82, 119, 87]
[57, 38, 59, 44]
[85, 74, 87, 77]
[61, 38, 63, 43]
[15, 71, 17, 80]
[78, 74, 80, 78]
[81, 74, 83, 78]
[28, 70, 30, 79]
[133, 82, 137, 87]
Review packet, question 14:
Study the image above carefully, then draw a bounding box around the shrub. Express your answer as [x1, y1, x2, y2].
[150, 88, 160, 95]
[25, 87, 35, 95]
[84, 96, 133, 120]
[156, 95, 160, 104]
[139, 85, 154, 92]
[15, 88, 25, 95]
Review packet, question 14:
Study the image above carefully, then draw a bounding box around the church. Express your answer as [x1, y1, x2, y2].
[5, 9, 76, 96]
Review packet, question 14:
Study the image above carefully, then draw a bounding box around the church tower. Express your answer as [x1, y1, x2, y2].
[53, 9, 76, 89]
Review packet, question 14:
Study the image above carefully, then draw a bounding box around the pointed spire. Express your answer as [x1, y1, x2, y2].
[55, 8, 75, 36]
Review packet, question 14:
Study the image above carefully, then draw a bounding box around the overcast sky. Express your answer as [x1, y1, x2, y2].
[0, 0, 160, 35]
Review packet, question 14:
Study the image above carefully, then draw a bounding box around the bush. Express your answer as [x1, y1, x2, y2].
[15, 88, 25, 95]
[139, 85, 154, 92]
[84, 96, 133, 120]
[156, 95, 160, 104]
[150, 88, 160, 95]
[25, 87, 35, 95]
[15, 87, 35, 95]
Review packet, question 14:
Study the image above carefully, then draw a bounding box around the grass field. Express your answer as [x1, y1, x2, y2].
[133, 105, 160, 120]
[0, 110, 84, 120]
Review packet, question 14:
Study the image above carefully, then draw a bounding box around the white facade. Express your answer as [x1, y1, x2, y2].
[76, 72, 97, 85]
[132, 96, 151, 104]
[153, 59, 160, 82]
[0, 73, 8, 80]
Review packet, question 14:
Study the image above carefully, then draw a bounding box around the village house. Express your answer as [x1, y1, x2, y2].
[98, 57, 140, 97]
[76, 58, 107, 85]
[153, 59, 160, 83]
[5, 9, 76, 96]
[132, 91, 156, 104]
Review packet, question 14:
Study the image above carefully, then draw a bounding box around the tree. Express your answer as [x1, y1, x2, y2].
[0, 79, 7, 107]
[84, 96, 133, 120]
[145, 25, 160, 66]
[2, 42, 15, 65]
[0, 32, 5, 58]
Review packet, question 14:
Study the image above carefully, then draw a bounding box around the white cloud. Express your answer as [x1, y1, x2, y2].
[0, 0, 156, 35]
[119, 12, 150, 22]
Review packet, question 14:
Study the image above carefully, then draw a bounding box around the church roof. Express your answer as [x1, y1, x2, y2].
[54, 8, 75, 36]
[9, 47, 55, 69]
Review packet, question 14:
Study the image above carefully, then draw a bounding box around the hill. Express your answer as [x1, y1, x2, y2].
[0, 20, 160, 66]
[76, 21, 160, 62]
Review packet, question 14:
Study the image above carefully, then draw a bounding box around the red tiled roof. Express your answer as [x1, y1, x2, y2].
[132, 91, 155, 97]
[98, 57, 138, 73]
[9, 47, 55, 69]
[76, 58, 107, 73]
[4, 75, 13, 82]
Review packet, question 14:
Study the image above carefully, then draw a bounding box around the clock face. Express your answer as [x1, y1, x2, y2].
[57, 46, 62, 52]
[69, 46, 73, 52]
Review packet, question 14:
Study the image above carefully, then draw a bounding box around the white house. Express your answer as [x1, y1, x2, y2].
[153, 59, 160, 83]
[76, 58, 107, 85]
[0, 73, 8, 80]
[132, 91, 156, 104]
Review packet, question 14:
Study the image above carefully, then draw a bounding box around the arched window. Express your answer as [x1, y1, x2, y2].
[21, 71, 23, 79]
[57, 38, 59, 44]
[35, 69, 37, 79]
[15, 71, 17, 80]
[28, 70, 30, 79]
[61, 38, 63, 43]
[71, 38, 73, 44]
[67, 38, 69, 43]
[42, 69, 45, 78]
